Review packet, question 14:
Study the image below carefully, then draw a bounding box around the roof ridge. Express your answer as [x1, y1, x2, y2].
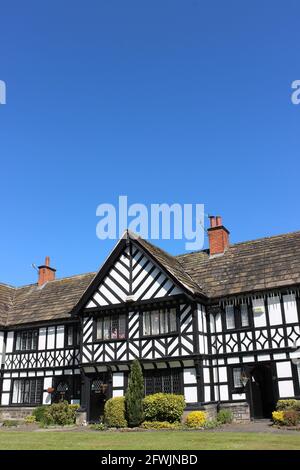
[176, 229, 300, 258]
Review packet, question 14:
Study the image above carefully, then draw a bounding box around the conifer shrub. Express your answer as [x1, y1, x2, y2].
[125, 360, 144, 427]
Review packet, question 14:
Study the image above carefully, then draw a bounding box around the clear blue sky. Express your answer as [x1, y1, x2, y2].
[0, 1, 299, 286]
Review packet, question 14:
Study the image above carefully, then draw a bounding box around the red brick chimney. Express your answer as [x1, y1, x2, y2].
[38, 256, 56, 286]
[208, 216, 230, 256]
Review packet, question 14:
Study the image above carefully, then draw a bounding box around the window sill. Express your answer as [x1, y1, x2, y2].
[93, 337, 127, 344]
[141, 332, 179, 340]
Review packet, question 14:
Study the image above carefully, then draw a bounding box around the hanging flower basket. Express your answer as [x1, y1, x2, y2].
[47, 387, 55, 394]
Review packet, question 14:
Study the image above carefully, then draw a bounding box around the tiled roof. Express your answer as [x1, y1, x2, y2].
[0, 230, 299, 326]
[177, 231, 300, 298]
[0, 273, 95, 326]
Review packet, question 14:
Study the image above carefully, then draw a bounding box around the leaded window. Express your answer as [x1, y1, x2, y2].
[96, 314, 126, 340]
[65, 325, 79, 347]
[15, 330, 38, 351]
[142, 307, 177, 336]
[225, 305, 235, 329]
[12, 379, 43, 405]
[144, 369, 182, 395]
[240, 304, 249, 327]
[232, 367, 243, 389]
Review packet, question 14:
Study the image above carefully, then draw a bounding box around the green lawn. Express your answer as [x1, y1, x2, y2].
[0, 431, 299, 450]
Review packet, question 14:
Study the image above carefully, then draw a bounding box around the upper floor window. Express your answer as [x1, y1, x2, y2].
[96, 313, 126, 341]
[65, 325, 79, 347]
[225, 305, 235, 329]
[15, 330, 38, 352]
[240, 304, 249, 327]
[142, 307, 177, 336]
[225, 304, 250, 330]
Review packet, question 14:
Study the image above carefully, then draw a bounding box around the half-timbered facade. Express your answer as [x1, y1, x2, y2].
[1, 217, 300, 421]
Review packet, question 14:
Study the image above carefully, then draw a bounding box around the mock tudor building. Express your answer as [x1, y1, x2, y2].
[1, 217, 300, 422]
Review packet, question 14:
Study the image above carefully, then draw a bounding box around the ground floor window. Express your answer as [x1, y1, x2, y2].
[144, 368, 182, 395]
[11, 378, 43, 405]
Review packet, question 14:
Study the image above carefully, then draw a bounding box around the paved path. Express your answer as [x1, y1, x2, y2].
[212, 419, 300, 434]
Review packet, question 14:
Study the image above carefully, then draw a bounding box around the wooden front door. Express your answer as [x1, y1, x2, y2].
[250, 364, 276, 419]
[89, 374, 110, 422]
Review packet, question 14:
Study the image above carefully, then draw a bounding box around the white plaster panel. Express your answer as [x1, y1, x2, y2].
[276, 361, 292, 379]
[219, 385, 229, 401]
[278, 380, 294, 398]
[43, 377, 53, 389]
[204, 386, 211, 402]
[183, 368, 197, 385]
[218, 367, 227, 383]
[2, 379, 11, 392]
[203, 368, 210, 384]
[1, 393, 9, 405]
[112, 372, 124, 388]
[184, 386, 197, 403]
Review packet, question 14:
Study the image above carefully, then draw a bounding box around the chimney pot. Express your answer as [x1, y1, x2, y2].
[216, 216, 222, 226]
[209, 216, 217, 228]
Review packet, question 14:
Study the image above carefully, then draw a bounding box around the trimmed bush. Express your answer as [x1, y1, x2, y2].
[104, 397, 127, 428]
[272, 410, 285, 425]
[143, 393, 185, 423]
[217, 409, 233, 424]
[141, 421, 181, 430]
[283, 410, 300, 426]
[125, 360, 144, 427]
[276, 400, 300, 411]
[42, 401, 77, 426]
[90, 422, 107, 431]
[24, 415, 36, 424]
[1, 420, 21, 427]
[185, 411, 207, 428]
[32, 405, 48, 423]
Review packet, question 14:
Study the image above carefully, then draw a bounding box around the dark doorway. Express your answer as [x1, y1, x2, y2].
[89, 374, 110, 422]
[52, 376, 81, 404]
[249, 364, 276, 419]
[52, 377, 71, 403]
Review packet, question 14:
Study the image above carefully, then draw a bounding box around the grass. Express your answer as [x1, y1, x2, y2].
[0, 431, 299, 450]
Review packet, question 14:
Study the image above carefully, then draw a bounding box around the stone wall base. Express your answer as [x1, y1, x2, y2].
[76, 410, 88, 426]
[0, 407, 34, 420]
[182, 402, 250, 423]
[219, 402, 250, 422]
